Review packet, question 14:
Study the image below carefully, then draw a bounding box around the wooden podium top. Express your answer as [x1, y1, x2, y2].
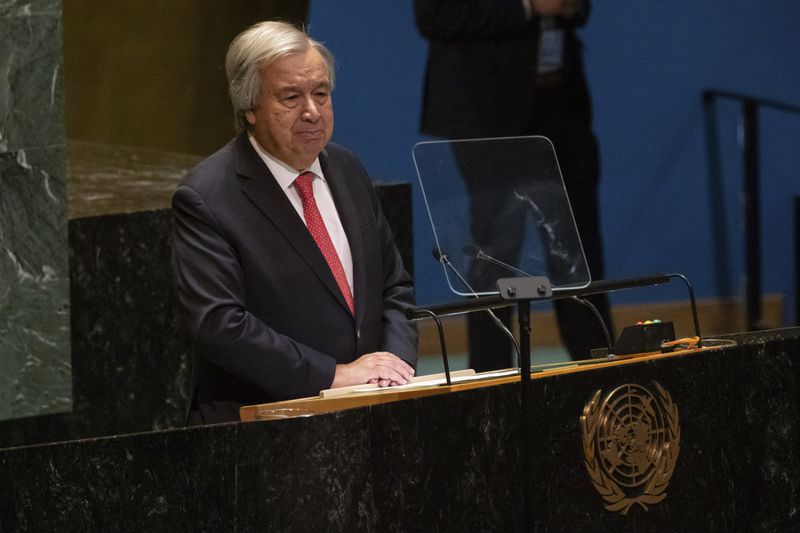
[239, 344, 716, 422]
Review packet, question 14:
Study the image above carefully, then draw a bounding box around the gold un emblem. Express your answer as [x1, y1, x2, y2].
[581, 382, 680, 515]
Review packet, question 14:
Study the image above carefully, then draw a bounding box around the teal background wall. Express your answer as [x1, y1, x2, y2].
[309, 1, 800, 324]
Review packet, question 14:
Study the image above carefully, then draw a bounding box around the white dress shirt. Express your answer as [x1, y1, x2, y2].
[248, 135, 354, 293]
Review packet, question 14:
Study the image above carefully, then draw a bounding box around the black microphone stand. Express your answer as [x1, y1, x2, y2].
[494, 276, 554, 388]
[406, 277, 552, 386]
[463, 244, 617, 354]
[493, 275, 552, 532]
[406, 272, 702, 371]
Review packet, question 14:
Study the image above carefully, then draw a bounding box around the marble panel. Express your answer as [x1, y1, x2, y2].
[0, 0, 71, 421]
[0, 207, 192, 447]
[0, 4, 64, 152]
[368, 385, 523, 532]
[67, 210, 193, 435]
[66, 141, 201, 218]
[0, 0, 60, 18]
[236, 412, 375, 532]
[0, 146, 70, 420]
[0, 330, 798, 531]
[0, 424, 238, 532]
[522, 332, 800, 532]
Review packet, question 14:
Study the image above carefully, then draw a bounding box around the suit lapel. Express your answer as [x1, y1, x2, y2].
[234, 135, 352, 316]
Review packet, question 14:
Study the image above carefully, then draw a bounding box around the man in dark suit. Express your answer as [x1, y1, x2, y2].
[415, 0, 611, 370]
[172, 21, 417, 424]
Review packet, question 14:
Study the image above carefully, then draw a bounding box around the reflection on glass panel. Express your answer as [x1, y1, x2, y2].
[413, 136, 590, 296]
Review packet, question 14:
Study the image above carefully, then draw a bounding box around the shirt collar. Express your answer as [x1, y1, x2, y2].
[247, 134, 325, 190]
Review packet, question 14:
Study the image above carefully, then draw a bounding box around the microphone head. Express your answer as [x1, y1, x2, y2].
[431, 247, 446, 263]
[462, 244, 481, 258]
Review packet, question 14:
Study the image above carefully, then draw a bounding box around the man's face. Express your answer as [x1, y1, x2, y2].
[246, 47, 334, 170]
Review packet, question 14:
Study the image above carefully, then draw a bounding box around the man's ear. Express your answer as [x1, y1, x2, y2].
[245, 110, 256, 126]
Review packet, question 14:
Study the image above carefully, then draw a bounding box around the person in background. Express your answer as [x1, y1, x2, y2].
[415, 0, 612, 371]
[173, 21, 418, 424]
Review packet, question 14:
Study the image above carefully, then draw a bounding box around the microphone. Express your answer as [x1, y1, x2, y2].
[432, 247, 522, 365]
[463, 244, 614, 354]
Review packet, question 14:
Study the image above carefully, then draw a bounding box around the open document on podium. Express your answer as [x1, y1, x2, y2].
[319, 368, 519, 398]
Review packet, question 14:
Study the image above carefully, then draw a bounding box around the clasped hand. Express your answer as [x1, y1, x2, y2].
[332, 351, 415, 389]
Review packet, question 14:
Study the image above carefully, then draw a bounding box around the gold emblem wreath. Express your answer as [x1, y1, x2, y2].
[581, 382, 680, 515]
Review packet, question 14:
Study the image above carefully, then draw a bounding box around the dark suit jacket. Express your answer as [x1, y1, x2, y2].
[172, 134, 418, 423]
[415, 0, 591, 139]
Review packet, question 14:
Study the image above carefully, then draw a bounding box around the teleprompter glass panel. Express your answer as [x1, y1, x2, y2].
[413, 136, 590, 297]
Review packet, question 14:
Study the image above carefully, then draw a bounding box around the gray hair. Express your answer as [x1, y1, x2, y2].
[225, 20, 335, 132]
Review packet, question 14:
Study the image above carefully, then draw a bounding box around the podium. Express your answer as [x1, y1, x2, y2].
[1, 328, 799, 531]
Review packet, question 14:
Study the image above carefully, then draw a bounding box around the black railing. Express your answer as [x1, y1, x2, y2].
[703, 90, 800, 330]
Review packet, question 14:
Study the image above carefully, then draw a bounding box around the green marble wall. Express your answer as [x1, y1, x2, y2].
[0, 1, 71, 420]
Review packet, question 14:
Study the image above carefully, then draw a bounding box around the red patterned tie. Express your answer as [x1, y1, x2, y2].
[294, 172, 355, 315]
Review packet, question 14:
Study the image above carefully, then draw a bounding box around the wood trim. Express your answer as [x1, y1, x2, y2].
[240, 345, 718, 422]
